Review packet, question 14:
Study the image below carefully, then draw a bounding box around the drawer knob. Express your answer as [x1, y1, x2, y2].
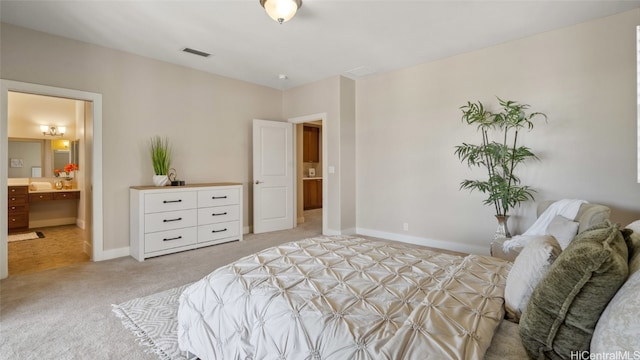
[11, 219, 16, 222]
[163, 199, 182, 204]
[211, 196, 228, 200]
[211, 212, 228, 217]
[211, 228, 228, 233]
[162, 217, 183, 223]
[11, 206, 16, 210]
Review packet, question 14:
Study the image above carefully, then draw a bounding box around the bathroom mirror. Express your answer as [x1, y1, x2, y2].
[8, 138, 79, 178]
[7, 138, 44, 178]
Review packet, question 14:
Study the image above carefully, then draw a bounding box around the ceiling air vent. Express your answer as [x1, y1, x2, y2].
[182, 47, 211, 58]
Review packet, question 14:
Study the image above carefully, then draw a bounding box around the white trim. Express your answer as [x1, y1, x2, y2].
[288, 113, 329, 235]
[356, 227, 490, 256]
[100, 246, 130, 261]
[323, 228, 342, 236]
[0, 80, 104, 278]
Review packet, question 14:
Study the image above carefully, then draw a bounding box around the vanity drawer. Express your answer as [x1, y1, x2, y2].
[30, 193, 53, 202]
[198, 188, 240, 207]
[197, 205, 239, 225]
[144, 227, 197, 254]
[54, 191, 79, 200]
[198, 221, 240, 244]
[144, 209, 197, 233]
[8, 194, 28, 206]
[8, 204, 28, 213]
[9, 186, 28, 195]
[144, 192, 197, 213]
[8, 213, 29, 229]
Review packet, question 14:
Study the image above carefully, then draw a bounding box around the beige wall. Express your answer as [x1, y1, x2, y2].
[3, 9, 639, 257]
[356, 9, 640, 253]
[1, 23, 283, 251]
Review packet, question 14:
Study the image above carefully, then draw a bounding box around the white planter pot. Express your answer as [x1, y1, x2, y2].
[152, 175, 169, 186]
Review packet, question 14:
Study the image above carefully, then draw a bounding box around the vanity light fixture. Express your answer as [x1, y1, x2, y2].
[40, 125, 66, 137]
[260, 0, 302, 24]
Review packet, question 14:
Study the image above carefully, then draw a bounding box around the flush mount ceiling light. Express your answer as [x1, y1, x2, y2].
[260, 0, 302, 24]
[40, 125, 65, 137]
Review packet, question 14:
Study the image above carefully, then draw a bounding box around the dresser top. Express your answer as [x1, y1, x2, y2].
[130, 182, 242, 190]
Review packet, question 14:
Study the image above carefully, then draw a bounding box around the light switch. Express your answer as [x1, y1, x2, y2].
[328, 166, 335, 174]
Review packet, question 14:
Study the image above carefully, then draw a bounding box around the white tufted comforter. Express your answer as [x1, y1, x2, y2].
[178, 236, 511, 360]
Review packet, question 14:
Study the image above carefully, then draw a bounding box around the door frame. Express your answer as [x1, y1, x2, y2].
[288, 113, 328, 235]
[0, 80, 104, 279]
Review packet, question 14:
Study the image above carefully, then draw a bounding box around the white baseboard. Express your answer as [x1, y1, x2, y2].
[355, 228, 489, 256]
[94, 246, 130, 261]
[323, 228, 342, 236]
[76, 219, 86, 230]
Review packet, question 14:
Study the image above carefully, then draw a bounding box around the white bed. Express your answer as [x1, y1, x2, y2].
[177, 235, 512, 360]
[178, 222, 640, 360]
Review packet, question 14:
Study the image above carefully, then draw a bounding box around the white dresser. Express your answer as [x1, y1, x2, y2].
[130, 183, 243, 261]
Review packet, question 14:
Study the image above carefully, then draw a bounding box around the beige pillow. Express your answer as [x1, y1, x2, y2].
[546, 215, 579, 250]
[591, 226, 640, 353]
[504, 235, 561, 322]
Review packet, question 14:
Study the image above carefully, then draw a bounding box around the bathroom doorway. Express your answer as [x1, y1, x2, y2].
[289, 113, 327, 235]
[1, 80, 104, 279]
[6, 92, 90, 275]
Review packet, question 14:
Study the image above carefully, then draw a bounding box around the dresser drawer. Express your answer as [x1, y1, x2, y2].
[198, 221, 240, 244]
[198, 188, 240, 207]
[197, 205, 239, 225]
[8, 204, 28, 213]
[144, 209, 197, 233]
[54, 191, 79, 200]
[9, 186, 28, 195]
[8, 213, 29, 229]
[29, 193, 53, 202]
[144, 227, 197, 253]
[8, 194, 28, 206]
[144, 192, 197, 213]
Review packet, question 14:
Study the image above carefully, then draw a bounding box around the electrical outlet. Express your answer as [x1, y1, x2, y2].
[403, 222, 409, 231]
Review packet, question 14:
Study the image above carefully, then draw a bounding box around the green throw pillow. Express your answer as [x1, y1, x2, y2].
[519, 221, 629, 360]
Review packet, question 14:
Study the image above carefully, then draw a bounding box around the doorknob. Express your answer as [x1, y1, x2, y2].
[255, 180, 264, 184]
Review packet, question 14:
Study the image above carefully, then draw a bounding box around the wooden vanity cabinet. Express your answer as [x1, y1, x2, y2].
[303, 179, 323, 210]
[8, 186, 29, 232]
[303, 126, 320, 163]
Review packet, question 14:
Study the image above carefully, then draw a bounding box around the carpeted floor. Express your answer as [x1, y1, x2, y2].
[0, 210, 324, 360]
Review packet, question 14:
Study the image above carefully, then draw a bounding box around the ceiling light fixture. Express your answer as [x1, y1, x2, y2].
[40, 125, 65, 137]
[260, 0, 302, 24]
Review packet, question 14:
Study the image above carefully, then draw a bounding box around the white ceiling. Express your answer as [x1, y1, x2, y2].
[1, 0, 639, 90]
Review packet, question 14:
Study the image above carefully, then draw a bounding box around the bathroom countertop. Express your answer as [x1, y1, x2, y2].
[303, 177, 323, 180]
[29, 188, 80, 193]
[7, 178, 30, 186]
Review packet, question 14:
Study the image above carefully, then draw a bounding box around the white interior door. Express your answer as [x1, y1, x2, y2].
[253, 119, 294, 234]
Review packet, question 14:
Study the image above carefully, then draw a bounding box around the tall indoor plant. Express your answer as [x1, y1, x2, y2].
[454, 97, 546, 238]
[150, 135, 171, 186]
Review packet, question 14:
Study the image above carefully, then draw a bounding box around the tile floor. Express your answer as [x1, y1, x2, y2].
[8, 225, 89, 275]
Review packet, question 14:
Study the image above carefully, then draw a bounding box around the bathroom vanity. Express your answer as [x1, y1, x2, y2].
[8, 183, 80, 232]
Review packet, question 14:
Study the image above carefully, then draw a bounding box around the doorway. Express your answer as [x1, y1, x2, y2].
[289, 113, 327, 235]
[1, 80, 104, 279]
[7, 92, 89, 275]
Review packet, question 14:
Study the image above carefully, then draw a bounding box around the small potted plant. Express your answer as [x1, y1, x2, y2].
[150, 136, 171, 186]
[454, 97, 546, 239]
